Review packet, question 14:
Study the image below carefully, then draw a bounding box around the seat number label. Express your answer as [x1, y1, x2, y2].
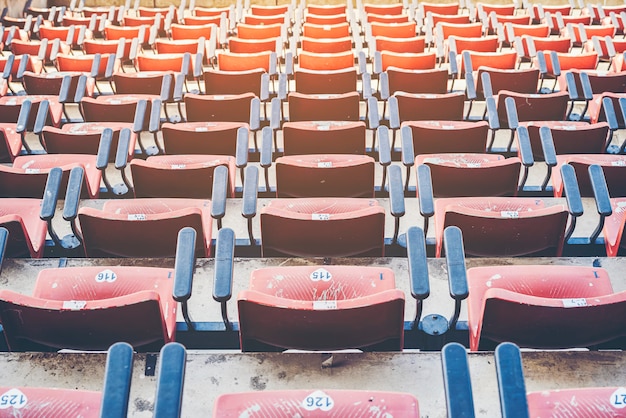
[612, 160, 626, 166]
[302, 390, 334, 411]
[95, 269, 117, 283]
[170, 164, 186, 169]
[611, 388, 626, 409]
[128, 214, 147, 221]
[317, 161, 332, 168]
[562, 298, 588, 308]
[310, 268, 332, 281]
[0, 388, 27, 409]
[500, 211, 519, 218]
[313, 300, 338, 310]
[312, 213, 330, 220]
[63, 300, 87, 310]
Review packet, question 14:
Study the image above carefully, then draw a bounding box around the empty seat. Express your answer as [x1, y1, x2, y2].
[416, 153, 522, 198]
[238, 266, 404, 350]
[76, 198, 214, 257]
[294, 67, 358, 95]
[282, 121, 367, 155]
[467, 266, 626, 350]
[496, 342, 626, 417]
[275, 154, 375, 198]
[0, 265, 178, 351]
[433, 197, 571, 257]
[161, 122, 248, 155]
[260, 198, 385, 257]
[130, 154, 236, 198]
[390, 91, 466, 126]
[214, 390, 419, 415]
[0, 342, 133, 415]
[286, 91, 360, 122]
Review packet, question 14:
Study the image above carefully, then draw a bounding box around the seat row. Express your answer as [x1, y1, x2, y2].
[1, 334, 622, 416]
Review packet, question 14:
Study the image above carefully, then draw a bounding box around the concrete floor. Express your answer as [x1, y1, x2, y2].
[1, 348, 625, 416]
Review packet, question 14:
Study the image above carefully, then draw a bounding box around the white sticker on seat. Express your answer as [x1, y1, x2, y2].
[170, 164, 186, 169]
[313, 300, 337, 310]
[310, 268, 332, 281]
[302, 390, 335, 411]
[317, 161, 332, 168]
[610, 387, 626, 409]
[312, 213, 330, 220]
[0, 388, 27, 409]
[500, 211, 519, 218]
[128, 214, 147, 220]
[95, 269, 117, 283]
[63, 300, 87, 310]
[562, 298, 588, 308]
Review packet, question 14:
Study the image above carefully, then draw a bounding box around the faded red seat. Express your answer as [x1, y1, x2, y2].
[0, 266, 176, 351]
[260, 198, 385, 257]
[238, 266, 405, 350]
[77, 198, 213, 257]
[468, 265, 626, 350]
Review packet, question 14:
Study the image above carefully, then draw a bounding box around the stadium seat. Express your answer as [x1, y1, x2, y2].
[214, 390, 420, 415]
[466, 266, 626, 350]
[0, 342, 133, 416]
[496, 342, 626, 416]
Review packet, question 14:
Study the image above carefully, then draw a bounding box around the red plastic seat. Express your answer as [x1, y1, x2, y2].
[504, 23, 550, 45]
[154, 38, 204, 56]
[300, 36, 352, 54]
[0, 387, 101, 416]
[287, 91, 360, 122]
[0, 266, 176, 351]
[364, 3, 404, 15]
[236, 22, 283, 39]
[437, 22, 483, 39]
[302, 22, 350, 38]
[135, 53, 193, 73]
[294, 67, 357, 94]
[275, 154, 375, 198]
[380, 51, 437, 71]
[0, 95, 62, 129]
[0, 121, 25, 163]
[169, 22, 214, 40]
[308, 4, 346, 15]
[0, 54, 43, 79]
[83, 38, 133, 62]
[249, 4, 289, 16]
[49, 122, 137, 161]
[80, 95, 153, 124]
[495, 90, 570, 128]
[184, 93, 257, 123]
[374, 36, 426, 53]
[104, 24, 150, 44]
[304, 13, 347, 25]
[459, 50, 518, 74]
[392, 91, 466, 122]
[161, 121, 247, 155]
[7, 154, 101, 199]
[77, 198, 213, 257]
[367, 13, 410, 24]
[130, 155, 236, 198]
[588, 91, 626, 125]
[527, 387, 626, 416]
[420, 2, 459, 15]
[217, 51, 275, 72]
[402, 121, 489, 154]
[467, 265, 626, 350]
[11, 38, 71, 64]
[523, 121, 609, 160]
[228, 37, 279, 54]
[22, 71, 95, 99]
[475, 67, 539, 99]
[370, 21, 416, 38]
[552, 154, 626, 197]
[238, 266, 404, 351]
[434, 197, 569, 257]
[0, 198, 47, 257]
[203, 68, 266, 97]
[384, 67, 449, 99]
[416, 153, 521, 198]
[243, 14, 287, 25]
[282, 121, 366, 155]
[298, 50, 354, 71]
[260, 198, 385, 257]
